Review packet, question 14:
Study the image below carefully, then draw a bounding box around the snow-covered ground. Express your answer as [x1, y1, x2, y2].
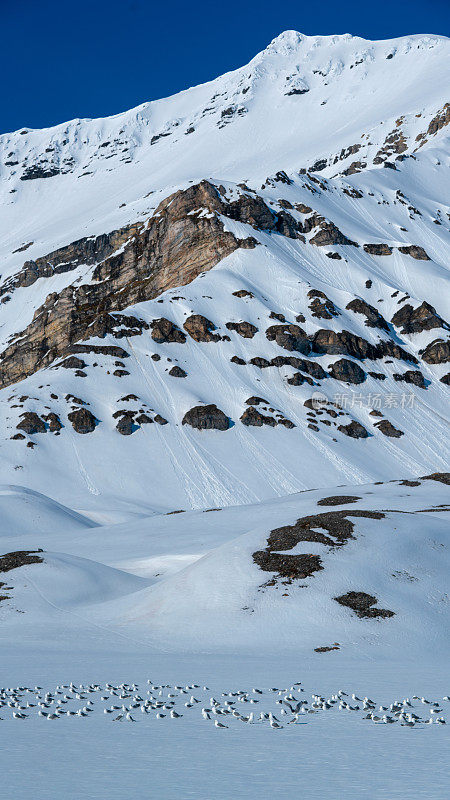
[1, 476, 449, 798]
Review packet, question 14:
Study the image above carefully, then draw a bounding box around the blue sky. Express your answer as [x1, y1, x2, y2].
[1, 0, 449, 134]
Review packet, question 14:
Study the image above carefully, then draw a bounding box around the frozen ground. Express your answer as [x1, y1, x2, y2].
[0, 476, 449, 799]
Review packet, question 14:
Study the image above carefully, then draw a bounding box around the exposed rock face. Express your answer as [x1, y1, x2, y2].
[183, 314, 221, 342]
[374, 420, 404, 438]
[363, 243, 393, 256]
[346, 299, 389, 331]
[58, 356, 87, 370]
[150, 318, 186, 344]
[391, 301, 447, 334]
[397, 245, 430, 260]
[393, 370, 426, 388]
[232, 289, 254, 298]
[240, 407, 276, 427]
[266, 324, 310, 353]
[42, 412, 63, 432]
[337, 420, 369, 438]
[309, 221, 358, 247]
[16, 412, 46, 435]
[334, 591, 394, 618]
[287, 371, 314, 386]
[308, 290, 339, 319]
[115, 412, 136, 436]
[67, 408, 97, 434]
[312, 328, 416, 364]
[225, 321, 258, 338]
[182, 404, 230, 430]
[271, 356, 327, 379]
[169, 365, 187, 378]
[0, 181, 257, 389]
[329, 359, 366, 384]
[421, 339, 450, 364]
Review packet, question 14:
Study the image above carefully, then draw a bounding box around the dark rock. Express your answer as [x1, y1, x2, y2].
[307, 290, 339, 319]
[245, 397, 268, 405]
[150, 318, 186, 344]
[183, 314, 220, 342]
[309, 221, 358, 247]
[17, 412, 46, 435]
[397, 245, 430, 260]
[393, 370, 426, 388]
[250, 357, 271, 368]
[346, 299, 389, 331]
[440, 373, 450, 385]
[363, 243, 393, 256]
[337, 420, 369, 438]
[317, 496, 361, 506]
[116, 414, 136, 435]
[271, 356, 327, 380]
[0, 549, 44, 572]
[374, 420, 404, 438]
[287, 371, 314, 386]
[42, 412, 63, 432]
[67, 408, 97, 434]
[334, 591, 394, 618]
[230, 355, 246, 365]
[329, 359, 366, 384]
[421, 339, 450, 364]
[154, 414, 168, 425]
[135, 413, 153, 425]
[169, 365, 187, 377]
[391, 301, 447, 334]
[232, 289, 254, 298]
[269, 311, 286, 322]
[225, 321, 258, 338]
[182, 404, 230, 430]
[266, 324, 310, 353]
[58, 356, 87, 370]
[240, 407, 276, 427]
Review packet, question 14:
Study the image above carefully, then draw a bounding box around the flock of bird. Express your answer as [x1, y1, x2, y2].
[0, 681, 448, 729]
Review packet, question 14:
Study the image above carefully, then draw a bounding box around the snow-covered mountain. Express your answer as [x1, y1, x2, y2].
[1, 31, 449, 798]
[1, 31, 449, 515]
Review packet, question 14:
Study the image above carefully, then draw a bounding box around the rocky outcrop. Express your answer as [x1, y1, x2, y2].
[334, 591, 394, 618]
[16, 412, 46, 435]
[67, 408, 97, 434]
[374, 420, 404, 438]
[240, 407, 276, 427]
[393, 370, 426, 389]
[309, 221, 358, 247]
[271, 356, 327, 379]
[363, 243, 393, 256]
[308, 290, 339, 320]
[346, 299, 389, 331]
[225, 321, 258, 338]
[337, 420, 369, 438]
[182, 404, 230, 430]
[183, 314, 221, 342]
[312, 328, 417, 364]
[42, 412, 63, 432]
[397, 245, 430, 260]
[329, 359, 366, 384]
[150, 318, 186, 344]
[421, 339, 450, 364]
[265, 324, 310, 353]
[0, 181, 257, 389]
[169, 366, 187, 377]
[391, 301, 447, 334]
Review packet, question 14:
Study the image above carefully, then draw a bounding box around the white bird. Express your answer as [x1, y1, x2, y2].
[214, 719, 228, 728]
